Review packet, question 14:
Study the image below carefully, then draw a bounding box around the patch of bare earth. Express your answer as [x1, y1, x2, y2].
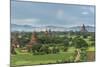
[87, 51, 95, 61]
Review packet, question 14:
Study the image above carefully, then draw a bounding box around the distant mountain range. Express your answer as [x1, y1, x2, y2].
[11, 24, 95, 32]
[67, 26, 95, 32]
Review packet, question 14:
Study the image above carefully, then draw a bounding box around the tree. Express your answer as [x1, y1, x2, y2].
[32, 44, 42, 54]
[90, 41, 95, 47]
[52, 47, 60, 54]
[63, 39, 69, 47]
[11, 46, 17, 54]
[18, 34, 30, 47]
[72, 37, 88, 49]
[39, 45, 50, 54]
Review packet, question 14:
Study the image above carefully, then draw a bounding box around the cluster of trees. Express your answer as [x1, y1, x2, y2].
[72, 36, 89, 62]
[32, 44, 59, 55]
[11, 31, 95, 57]
[38, 36, 70, 44]
[11, 31, 95, 47]
[72, 36, 88, 49]
[11, 31, 95, 63]
[31, 35, 90, 56]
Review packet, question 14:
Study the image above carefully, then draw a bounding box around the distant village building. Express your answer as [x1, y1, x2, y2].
[80, 24, 88, 32]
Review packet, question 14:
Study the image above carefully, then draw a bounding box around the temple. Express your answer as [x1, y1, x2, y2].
[80, 24, 88, 32]
[27, 32, 38, 50]
[44, 28, 52, 37]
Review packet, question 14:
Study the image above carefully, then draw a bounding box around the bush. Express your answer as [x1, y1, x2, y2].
[39, 45, 50, 54]
[63, 47, 68, 52]
[80, 50, 87, 61]
[11, 46, 17, 54]
[32, 44, 54, 55]
[63, 39, 69, 47]
[90, 41, 95, 46]
[51, 47, 60, 54]
[32, 44, 42, 54]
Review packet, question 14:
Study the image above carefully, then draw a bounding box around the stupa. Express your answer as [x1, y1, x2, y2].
[27, 32, 38, 49]
[44, 28, 52, 37]
[80, 24, 87, 32]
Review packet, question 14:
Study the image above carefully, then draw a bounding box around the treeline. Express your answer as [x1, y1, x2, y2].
[11, 31, 95, 62]
[11, 31, 95, 47]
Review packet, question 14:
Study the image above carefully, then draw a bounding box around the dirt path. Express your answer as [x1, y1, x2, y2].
[74, 49, 81, 62]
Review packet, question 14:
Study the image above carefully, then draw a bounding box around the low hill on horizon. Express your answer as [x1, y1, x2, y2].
[11, 24, 95, 32]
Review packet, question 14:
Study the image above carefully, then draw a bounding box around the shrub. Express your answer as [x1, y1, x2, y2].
[52, 47, 60, 54]
[63, 47, 68, 52]
[32, 44, 42, 54]
[39, 45, 50, 54]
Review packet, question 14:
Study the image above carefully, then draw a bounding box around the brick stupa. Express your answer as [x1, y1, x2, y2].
[27, 32, 38, 48]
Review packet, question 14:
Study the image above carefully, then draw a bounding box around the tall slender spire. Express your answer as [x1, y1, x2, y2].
[44, 28, 49, 36]
[80, 24, 87, 32]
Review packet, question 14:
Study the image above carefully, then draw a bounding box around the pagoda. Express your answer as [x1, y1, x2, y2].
[27, 32, 38, 49]
[44, 29, 49, 36]
[80, 24, 87, 32]
[44, 28, 52, 37]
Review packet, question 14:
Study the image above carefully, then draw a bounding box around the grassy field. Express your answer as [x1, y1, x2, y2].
[87, 47, 95, 51]
[11, 52, 74, 66]
[11, 34, 95, 66]
[11, 47, 75, 66]
[11, 47, 95, 66]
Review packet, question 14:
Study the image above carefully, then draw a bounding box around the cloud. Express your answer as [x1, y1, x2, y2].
[17, 19, 37, 22]
[11, 18, 40, 25]
[56, 9, 64, 19]
[11, 2, 95, 27]
[89, 7, 95, 13]
[81, 6, 95, 14]
[81, 11, 89, 15]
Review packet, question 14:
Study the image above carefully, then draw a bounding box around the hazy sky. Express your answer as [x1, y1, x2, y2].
[11, 1, 95, 27]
